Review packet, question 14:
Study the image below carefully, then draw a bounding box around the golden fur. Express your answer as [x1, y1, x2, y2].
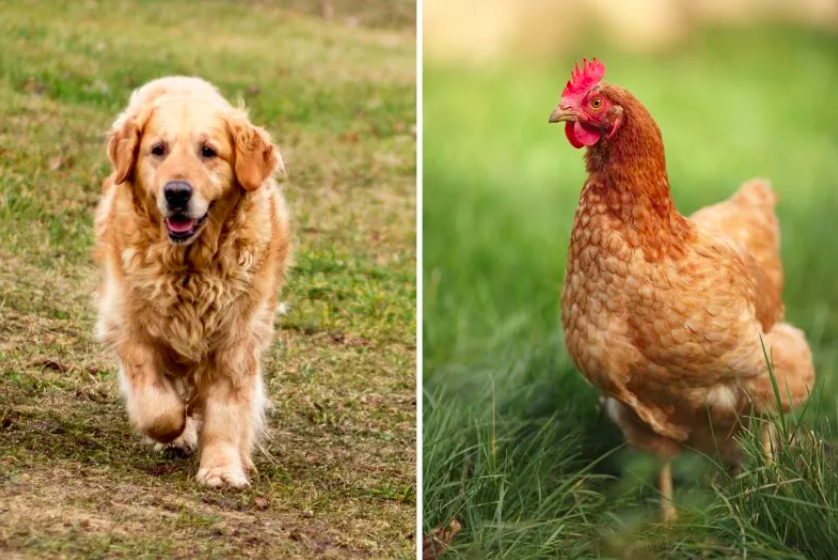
[94, 76, 291, 487]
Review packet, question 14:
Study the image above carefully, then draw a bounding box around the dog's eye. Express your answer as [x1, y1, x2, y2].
[201, 145, 217, 159]
[151, 143, 167, 157]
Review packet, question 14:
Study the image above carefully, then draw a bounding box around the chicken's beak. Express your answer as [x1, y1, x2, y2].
[548, 107, 577, 124]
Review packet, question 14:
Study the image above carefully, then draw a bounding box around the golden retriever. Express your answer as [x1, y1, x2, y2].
[94, 76, 291, 487]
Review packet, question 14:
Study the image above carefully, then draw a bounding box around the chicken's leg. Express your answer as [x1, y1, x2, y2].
[762, 421, 777, 463]
[659, 460, 676, 524]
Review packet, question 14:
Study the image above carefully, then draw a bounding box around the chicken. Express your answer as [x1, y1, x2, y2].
[549, 58, 815, 521]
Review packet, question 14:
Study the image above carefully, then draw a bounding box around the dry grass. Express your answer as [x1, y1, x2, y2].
[0, 1, 415, 558]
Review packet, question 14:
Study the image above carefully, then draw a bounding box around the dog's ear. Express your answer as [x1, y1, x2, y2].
[228, 112, 283, 191]
[107, 116, 142, 185]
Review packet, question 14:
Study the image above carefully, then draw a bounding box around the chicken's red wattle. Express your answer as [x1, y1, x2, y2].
[565, 122, 601, 149]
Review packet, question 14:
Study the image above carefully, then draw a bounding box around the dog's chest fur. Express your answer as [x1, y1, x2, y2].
[122, 239, 266, 362]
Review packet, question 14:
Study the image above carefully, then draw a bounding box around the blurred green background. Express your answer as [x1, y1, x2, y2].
[422, 1, 838, 557]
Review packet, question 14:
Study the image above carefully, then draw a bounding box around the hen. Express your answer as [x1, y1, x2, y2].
[550, 58, 814, 521]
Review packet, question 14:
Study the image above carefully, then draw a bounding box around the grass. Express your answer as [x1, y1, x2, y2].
[422, 24, 838, 559]
[0, 1, 415, 558]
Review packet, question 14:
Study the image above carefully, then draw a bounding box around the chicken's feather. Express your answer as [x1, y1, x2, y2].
[558, 79, 813, 461]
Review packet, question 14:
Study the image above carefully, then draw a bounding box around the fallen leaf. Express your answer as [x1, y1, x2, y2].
[49, 156, 64, 171]
[49, 155, 73, 171]
[422, 519, 461, 560]
[23, 77, 45, 95]
[329, 332, 370, 346]
[32, 359, 68, 372]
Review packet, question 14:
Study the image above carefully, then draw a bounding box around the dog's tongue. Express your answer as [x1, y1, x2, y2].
[166, 217, 195, 233]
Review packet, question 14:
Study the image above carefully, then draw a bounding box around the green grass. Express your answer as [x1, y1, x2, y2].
[422, 25, 838, 559]
[0, 1, 415, 558]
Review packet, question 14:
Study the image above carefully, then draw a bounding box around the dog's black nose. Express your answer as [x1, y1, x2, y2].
[164, 181, 192, 209]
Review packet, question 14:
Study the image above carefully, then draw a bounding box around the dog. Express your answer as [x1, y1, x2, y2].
[94, 76, 291, 487]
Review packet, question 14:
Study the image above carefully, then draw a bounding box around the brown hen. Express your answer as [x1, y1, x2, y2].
[550, 59, 814, 521]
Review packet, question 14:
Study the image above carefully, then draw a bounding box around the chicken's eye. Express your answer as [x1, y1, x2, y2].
[590, 97, 604, 110]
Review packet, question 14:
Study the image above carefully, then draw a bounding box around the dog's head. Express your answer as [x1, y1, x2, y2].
[108, 91, 283, 245]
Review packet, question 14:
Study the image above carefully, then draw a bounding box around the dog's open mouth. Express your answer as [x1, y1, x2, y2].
[165, 213, 209, 243]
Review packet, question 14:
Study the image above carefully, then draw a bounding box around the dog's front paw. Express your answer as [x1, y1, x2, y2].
[155, 415, 198, 458]
[197, 446, 249, 487]
[196, 464, 250, 488]
[129, 384, 186, 444]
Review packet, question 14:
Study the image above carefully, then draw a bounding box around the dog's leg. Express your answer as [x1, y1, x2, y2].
[242, 368, 269, 473]
[196, 346, 261, 488]
[118, 341, 186, 443]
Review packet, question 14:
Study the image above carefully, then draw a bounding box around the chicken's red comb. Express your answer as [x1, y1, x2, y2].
[562, 57, 605, 101]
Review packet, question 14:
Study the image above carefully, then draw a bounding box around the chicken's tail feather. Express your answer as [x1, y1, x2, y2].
[691, 177, 784, 301]
[749, 324, 815, 413]
[731, 178, 776, 207]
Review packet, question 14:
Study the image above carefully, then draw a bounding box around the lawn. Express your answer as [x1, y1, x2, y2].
[422, 25, 838, 559]
[0, 1, 415, 558]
